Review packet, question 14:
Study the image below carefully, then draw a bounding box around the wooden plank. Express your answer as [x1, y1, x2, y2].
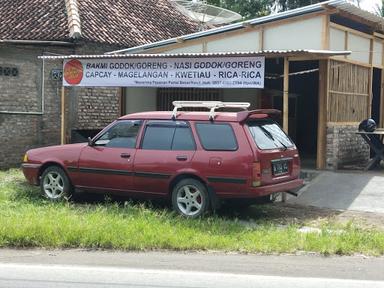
[329, 56, 371, 68]
[381, 69, 384, 128]
[283, 57, 289, 133]
[259, 27, 264, 51]
[330, 22, 373, 39]
[328, 90, 369, 96]
[374, 32, 384, 39]
[368, 39, 374, 118]
[317, 60, 329, 169]
[282, 57, 289, 202]
[344, 31, 348, 59]
[327, 121, 360, 126]
[61, 86, 66, 145]
[322, 14, 330, 50]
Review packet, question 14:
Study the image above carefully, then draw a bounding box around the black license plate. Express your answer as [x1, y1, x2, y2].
[272, 160, 289, 176]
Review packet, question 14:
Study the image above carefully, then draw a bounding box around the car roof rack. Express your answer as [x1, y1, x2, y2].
[172, 101, 250, 120]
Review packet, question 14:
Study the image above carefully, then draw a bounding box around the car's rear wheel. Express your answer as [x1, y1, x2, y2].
[40, 166, 72, 201]
[172, 178, 209, 218]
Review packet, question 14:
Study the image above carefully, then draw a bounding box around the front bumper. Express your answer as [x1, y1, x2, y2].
[21, 163, 42, 186]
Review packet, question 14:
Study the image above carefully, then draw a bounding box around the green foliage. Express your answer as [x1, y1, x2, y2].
[206, 0, 272, 19]
[273, 0, 327, 12]
[206, 0, 331, 19]
[0, 169, 384, 255]
[374, 0, 384, 17]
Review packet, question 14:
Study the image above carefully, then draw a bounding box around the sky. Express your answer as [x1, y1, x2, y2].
[359, 0, 381, 13]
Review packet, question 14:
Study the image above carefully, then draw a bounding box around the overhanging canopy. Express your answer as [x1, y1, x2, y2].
[38, 50, 351, 60]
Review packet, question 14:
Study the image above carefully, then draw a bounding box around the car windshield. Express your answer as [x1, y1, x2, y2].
[247, 119, 294, 150]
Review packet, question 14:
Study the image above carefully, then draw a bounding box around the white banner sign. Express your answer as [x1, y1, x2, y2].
[63, 57, 264, 88]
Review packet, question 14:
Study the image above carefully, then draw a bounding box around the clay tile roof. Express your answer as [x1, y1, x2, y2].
[0, 0, 69, 41]
[77, 0, 199, 47]
[0, 0, 199, 47]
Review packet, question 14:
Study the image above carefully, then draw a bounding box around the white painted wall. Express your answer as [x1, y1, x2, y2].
[163, 43, 203, 54]
[373, 39, 383, 67]
[330, 27, 345, 51]
[124, 87, 157, 114]
[347, 33, 370, 63]
[206, 31, 260, 52]
[263, 16, 323, 50]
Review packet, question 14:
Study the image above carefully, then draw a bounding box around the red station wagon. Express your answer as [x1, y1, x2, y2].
[22, 101, 303, 217]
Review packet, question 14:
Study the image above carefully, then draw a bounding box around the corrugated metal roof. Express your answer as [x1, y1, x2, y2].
[38, 49, 351, 60]
[107, 0, 384, 55]
[328, 1, 384, 28]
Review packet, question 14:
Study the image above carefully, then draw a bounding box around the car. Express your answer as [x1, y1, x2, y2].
[22, 101, 303, 217]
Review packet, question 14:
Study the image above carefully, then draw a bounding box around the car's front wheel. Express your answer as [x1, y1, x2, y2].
[172, 178, 210, 218]
[40, 166, 72, 201]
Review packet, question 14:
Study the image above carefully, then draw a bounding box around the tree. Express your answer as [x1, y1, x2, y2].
[273, 0, 326, 12]
[206, 0, 272, 19]
[374, 0, 384, 17]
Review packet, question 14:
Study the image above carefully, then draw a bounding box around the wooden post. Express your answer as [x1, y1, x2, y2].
[381, 69, 384, 128]
[283, 57, 289, 133]
[61, 86, 66, 145]
[259, 28, 264, 51]
[316, 60, 329, 169]
[282, 57, 289, 202]
[368, 39, 374, 118]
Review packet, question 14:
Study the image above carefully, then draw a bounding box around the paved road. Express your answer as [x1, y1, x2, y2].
[289, 171, 384, 213]
[0, 249, 384, 288]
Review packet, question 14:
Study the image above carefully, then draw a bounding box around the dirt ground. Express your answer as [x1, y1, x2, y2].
[227, 202, 384, 230]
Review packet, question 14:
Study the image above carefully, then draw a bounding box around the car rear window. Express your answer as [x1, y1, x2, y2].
[195, 123, 237, 151]
[247, 119, 294, 150]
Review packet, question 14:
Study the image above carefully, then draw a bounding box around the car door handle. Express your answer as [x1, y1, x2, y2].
[120, 153, 131, 159]
[176, 155, 188, 161]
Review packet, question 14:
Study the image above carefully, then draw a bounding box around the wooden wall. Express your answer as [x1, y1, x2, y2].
[328, 60, 369, 122]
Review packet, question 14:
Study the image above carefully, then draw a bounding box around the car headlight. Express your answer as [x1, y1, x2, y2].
[23, 153, 28, 162]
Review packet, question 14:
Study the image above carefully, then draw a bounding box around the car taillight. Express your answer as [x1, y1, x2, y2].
[252, 162, 261, 187]
[23, 153, 28, 163]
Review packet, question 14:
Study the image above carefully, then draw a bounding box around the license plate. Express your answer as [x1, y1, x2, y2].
[272, 160, 289, 176]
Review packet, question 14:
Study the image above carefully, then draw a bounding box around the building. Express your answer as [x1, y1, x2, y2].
[106, 0, 383, 170]
[0, 0, 198, 168]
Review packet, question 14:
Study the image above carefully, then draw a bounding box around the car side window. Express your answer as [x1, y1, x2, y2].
[172, 126, 195, 150]
[94, 120, 142, 148]
[141, 121, 195, 151]
[195, 123, 238, 151]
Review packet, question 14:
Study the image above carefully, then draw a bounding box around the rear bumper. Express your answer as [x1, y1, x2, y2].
[21, 163, 42, 186]
[249, 178, 304, 197]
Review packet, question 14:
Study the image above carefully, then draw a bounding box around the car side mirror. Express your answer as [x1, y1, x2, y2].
[88, 137, 94, 146]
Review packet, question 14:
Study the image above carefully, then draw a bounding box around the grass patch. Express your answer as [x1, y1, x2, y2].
[0, 169, 384, 255]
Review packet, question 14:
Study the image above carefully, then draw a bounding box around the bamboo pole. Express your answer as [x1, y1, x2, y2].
[283, 57, 289, 134]
[282, 57, 289, 202]
[61, 86, 66, 145]
[316, 60, 329, 170]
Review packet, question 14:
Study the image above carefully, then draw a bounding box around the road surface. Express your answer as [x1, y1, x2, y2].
[0, 249, 383, 288]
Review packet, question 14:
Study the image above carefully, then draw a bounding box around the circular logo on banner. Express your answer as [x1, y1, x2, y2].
[64, 59, 83, 85]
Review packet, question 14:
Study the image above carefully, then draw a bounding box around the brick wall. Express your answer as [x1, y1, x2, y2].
[75, 87, 120, 129]
[0, 45, 66, 168]
[70, 43, 121, 131]
[0, 43, 121, 169]
[326, 124, 370, 169]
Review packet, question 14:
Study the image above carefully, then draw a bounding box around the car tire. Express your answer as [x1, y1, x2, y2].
[172, 178, 210, 218]
[40, 166, 72, 201]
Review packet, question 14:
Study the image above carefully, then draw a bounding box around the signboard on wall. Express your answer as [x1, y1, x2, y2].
[63, 57, 264, 88]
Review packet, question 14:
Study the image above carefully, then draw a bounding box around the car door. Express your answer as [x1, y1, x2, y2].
[75, 120, 142, 192]
[133, 120, 196, 195]
[192, 122, 253, 196]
